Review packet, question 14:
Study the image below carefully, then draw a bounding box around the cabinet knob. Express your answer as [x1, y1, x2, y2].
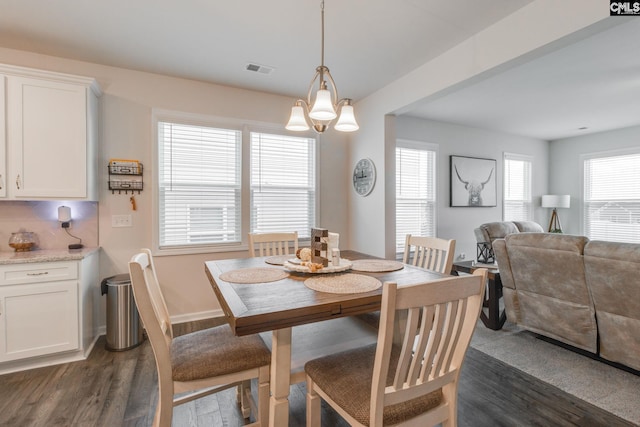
[15, 174, 21, 190]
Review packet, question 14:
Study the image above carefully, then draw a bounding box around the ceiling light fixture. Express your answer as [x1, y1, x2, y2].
[286, 0, 359, 134]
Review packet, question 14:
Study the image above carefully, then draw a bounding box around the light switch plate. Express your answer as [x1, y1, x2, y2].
[112, 214, 132, 227]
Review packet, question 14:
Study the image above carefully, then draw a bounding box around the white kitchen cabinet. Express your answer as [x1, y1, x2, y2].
[0, 251, 99, 372]
[0, 64, 101, 201]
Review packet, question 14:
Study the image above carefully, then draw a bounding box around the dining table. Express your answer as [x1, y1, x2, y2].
[204, 249, 447, 427]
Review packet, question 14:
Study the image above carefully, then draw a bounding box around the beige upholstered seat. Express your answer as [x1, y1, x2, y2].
[305, 269, 487, 427]
[402, 234, 455, 274]
[248, 231, 298, 257]
[128, 249, 270, 427]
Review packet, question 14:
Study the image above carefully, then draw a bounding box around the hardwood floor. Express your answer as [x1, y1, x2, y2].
[0, 318, 635, 427]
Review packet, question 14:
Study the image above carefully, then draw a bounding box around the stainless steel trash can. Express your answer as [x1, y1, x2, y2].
[101, 273, 143, 351]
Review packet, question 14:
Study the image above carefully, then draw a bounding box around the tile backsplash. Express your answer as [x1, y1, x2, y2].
[0, 201, 98, 252]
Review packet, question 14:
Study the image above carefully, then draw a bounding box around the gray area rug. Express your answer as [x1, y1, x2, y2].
[470, 321, 640, 425]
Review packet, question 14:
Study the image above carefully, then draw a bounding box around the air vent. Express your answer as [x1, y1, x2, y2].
[245, 63, 275, 75]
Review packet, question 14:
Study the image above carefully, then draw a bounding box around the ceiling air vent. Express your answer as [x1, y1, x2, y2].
[245, 63, 274, 75]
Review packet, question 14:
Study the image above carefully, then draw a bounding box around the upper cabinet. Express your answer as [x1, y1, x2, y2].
[0, 64, 101, 201]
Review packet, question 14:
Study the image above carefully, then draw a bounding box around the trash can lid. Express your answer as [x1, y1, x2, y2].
[104, 273, 131, 285]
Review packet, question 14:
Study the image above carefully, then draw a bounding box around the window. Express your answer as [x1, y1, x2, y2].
[157, 121, 241, 249]
[155, 112, 318, 253]
[503, 153, 532, 221]
[583, 150, 640, 243]
[395, 141, 437, 253]
[250, 132, 316, 239]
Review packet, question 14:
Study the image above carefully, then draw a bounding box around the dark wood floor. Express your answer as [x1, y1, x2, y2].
[0, 318, 635, 427]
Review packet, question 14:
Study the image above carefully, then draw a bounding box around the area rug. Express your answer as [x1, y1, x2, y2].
[470, 321, 640, 424]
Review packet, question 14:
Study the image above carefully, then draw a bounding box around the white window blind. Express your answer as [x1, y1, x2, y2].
[503, 153, 532, 221]
[250, 132, 316, 239]
[157, 122, 241, 248]
[583, 151, 640, 243]
[395, 143, 436, 253]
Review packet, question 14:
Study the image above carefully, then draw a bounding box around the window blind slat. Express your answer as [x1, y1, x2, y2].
[250, 132, 316, 238]
[584, 152, 640, 243]
[395, 145, 436, 253]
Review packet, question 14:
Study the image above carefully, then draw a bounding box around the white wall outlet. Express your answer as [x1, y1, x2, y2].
[112, 214, 132, 227]
[459, 253, 466, 260]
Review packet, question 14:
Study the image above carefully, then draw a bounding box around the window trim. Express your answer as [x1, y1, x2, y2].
[502, 152, 533, 222]
[580, 146, 640, 240]
[395, 139, 439, 255]
[151, 109, 318, 256]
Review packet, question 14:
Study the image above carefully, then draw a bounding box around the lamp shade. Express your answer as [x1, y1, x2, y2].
[58, 205, 72, 222]
[309, 89, 337, 121]
[541, 195, 570, 209]
[286, 105, 310, 131]
[334, 104, 359, 132]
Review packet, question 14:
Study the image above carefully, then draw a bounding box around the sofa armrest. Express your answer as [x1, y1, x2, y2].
[493, 238, 515, 290]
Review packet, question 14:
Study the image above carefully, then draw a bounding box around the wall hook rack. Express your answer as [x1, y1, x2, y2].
[108, 160, 143, 194]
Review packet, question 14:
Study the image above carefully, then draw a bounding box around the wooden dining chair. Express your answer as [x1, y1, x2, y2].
[248, 231, 298, 257]
[128, 249, 271, 427]
[305, 269, 487, 427]
[403, 234, 455, 274]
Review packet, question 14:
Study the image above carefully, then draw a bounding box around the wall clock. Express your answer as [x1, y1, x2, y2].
[353, 158, 376, 196]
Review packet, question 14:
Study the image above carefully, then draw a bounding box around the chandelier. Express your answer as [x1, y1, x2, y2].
[286, 0, 359, 134]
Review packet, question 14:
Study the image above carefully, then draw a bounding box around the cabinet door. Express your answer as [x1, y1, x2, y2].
[7, 76, 88, 198]
[0, 75, 6, 198]
[0, 281, 79, 362]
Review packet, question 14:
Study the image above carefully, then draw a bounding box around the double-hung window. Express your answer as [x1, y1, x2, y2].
[157, 121, 241, 249]
[395, 140, 437, 254]
[503, 153, 532, 221]
[583, 150, 640, 243]
[250, 132, 316, 239]
[155, 112, 317, 253]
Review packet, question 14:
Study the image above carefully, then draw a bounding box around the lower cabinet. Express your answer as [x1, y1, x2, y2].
[0, 280, 78, 362]
[0, 253, 99, 372]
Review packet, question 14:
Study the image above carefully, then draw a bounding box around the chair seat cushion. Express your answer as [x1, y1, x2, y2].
[171, 326, 270, 382]
[305, 344, 443, 426]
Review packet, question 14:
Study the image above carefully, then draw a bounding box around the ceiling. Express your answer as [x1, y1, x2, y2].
[1, 1, 637, 141]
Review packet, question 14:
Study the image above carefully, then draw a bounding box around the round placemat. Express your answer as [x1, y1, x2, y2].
[219, 268, 289, 284]
[264, 255, 295, 266]
[351, 259, 404, 272]
[304, 273, 382, 294]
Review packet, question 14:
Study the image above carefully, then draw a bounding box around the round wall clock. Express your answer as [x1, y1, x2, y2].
[353, 158, 376, 196]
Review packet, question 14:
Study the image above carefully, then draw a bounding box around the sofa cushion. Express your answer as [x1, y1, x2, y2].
[497, 233, 597, 352]
[584, 240, 640, 370]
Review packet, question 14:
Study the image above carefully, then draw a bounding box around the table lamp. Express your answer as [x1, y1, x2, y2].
[541, 195, 570, 233]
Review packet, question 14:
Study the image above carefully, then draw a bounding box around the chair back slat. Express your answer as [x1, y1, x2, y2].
[403, 234, 455, 274]
[248, 232, 299, 257]
[372, 270, 487, 424]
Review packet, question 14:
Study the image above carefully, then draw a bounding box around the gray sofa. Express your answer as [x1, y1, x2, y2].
[494, 233, 640, 371]
[474, 221, 544, 262]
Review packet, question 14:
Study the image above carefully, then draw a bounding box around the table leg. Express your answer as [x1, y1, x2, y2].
[479, 275, 506, 330]
[269, 327, 292, 427]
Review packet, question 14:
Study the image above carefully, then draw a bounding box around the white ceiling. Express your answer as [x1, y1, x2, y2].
[2, 1, 638, 141]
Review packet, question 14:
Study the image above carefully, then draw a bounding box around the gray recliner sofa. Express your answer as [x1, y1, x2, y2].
[494, 233, 640, 371]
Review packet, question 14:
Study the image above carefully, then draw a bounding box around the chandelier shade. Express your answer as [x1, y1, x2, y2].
[285, 0, 358, 134]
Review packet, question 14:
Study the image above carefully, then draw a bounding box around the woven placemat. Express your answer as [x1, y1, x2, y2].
[219, 268, 289, 284]
[304, 273, 382, 294]
[264, 255, 294, 266]
[350, 259, 404, 272]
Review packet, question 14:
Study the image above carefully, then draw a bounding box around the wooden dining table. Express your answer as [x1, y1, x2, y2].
[204, 250, 447, 427]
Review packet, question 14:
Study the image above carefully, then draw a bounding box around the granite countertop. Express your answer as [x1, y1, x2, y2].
[0, 247, 100, 264]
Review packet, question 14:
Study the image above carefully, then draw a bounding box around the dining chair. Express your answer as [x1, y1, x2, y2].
[305, 269, 487, 427]
[128, 249, 271, 427]
[248, 231, 298, 257]
[403, 234, 455, 274]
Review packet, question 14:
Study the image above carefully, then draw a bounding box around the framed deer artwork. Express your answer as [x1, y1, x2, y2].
[450, 155, 497, 207]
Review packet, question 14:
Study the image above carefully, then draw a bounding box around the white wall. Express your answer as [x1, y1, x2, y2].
[348, 0, 609, 259]
[397, 116, 549, 260]
[549, 124, 640, 235]
[0, 47, 350, 324]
